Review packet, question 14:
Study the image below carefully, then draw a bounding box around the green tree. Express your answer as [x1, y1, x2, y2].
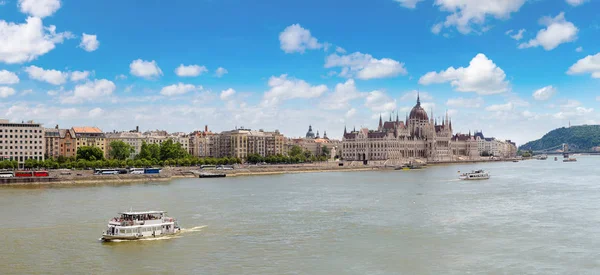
[159, 139, 188, 160]
[108, 140, 134, 160]
[321, 146, 330, 157]
[76, 146, 104, 161]
[289, 145, 303, 157]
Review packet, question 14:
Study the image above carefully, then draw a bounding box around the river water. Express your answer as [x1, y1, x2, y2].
[1, 157, 600, 274]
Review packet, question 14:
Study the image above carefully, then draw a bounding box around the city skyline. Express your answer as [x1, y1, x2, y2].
[1, 0, 600, 145]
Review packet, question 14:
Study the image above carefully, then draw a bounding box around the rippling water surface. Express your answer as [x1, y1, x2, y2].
[2, 157, 600, 274]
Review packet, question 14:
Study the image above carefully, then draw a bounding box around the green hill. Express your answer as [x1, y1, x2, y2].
[519, 125, 600, 151]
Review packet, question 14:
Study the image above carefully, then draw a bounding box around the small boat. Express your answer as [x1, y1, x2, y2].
[554, 157, 558, 161]
[563, 158, 577, 162]
[101, 210, 180, 242]
[395, 163, 423, 170]
[459, 170, 490, 180]
[512, 160, 519, 163]
[199, 172, 226, 178]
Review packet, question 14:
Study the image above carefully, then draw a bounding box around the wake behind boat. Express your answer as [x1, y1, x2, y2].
[101, 210, 180, 242]
[459, 170, 490, 180]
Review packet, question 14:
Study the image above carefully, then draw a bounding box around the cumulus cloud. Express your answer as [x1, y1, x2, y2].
[320, 79, 366, 110]
[129, 59, 163, 79]
[346, 108, 357, 118]
[325, 52, 407, 80]
[25, 65, 67, 85]
[79, 33, 99, 52]
[554, 106, 593, 119]
[566, 0, 588, 6]
[446, 97, 484, 108]
[419, 53, 509, 95]
[60, 79, 116, 104]
[262, 74, 328, 106]
[432, 0, 526, 34]
[18, 0, 61, 18]
[175, 64, 208, 77]
[115, 74, 127, 80]
[485, 102, 514, 112]
[399, 90, 433, 101]
[0, 70, 19, 84]
[220, 88, 236, 100]
[160, 83, 202, 96]
[394, 0, 424, 8]
[279, 24, 323, 53]
[532, 85, 557, 101]
[215, 67, 228, 77]
[88, 107, 104, 118]
[0, 86, 16, 98]
[365, 90, 397, 113]
[0, 17, 73, 64]
[70, 70, 90, 82]
[567, 52, 600, 78]
[518, 12, 578, 51]
[576, 47, 583, 52]
[506, 29, 525, 40]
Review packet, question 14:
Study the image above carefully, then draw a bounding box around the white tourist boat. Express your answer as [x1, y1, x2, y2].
[459, 170, 490, 180]
[101, 210, 180, 242]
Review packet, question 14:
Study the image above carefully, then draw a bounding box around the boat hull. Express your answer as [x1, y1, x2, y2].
[101, 230, 180, 242]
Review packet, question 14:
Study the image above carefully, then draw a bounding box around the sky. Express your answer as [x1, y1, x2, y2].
[0, 0, 599, 145]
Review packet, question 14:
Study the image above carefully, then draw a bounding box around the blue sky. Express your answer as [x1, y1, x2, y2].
[1, 0, 599, 144]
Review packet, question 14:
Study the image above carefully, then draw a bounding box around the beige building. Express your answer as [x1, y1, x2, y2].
[45, 127, 76, 159]
[342, 96, 479, 163]
[473, 131, 517, 158]
[105, 131, 145, 159]
[72, 127, 107, 158]
[144, 130, 189, 153]
[190, 126, 215, 157]
[0, 119, 45, 164]
[213, 128, 286, 159]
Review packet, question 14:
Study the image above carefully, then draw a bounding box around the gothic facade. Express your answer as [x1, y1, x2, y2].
[342, 96, 479, 162]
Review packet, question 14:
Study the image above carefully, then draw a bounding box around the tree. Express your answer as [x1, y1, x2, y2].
[289, 145, 303, 157]
[77, 146, 104, 161]
[108, 140, 134, 160]
[321, 145, 330, 157]
[160, 139, 188, 160]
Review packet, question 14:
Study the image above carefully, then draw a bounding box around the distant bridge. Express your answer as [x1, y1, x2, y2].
[530, 143, 597, 155]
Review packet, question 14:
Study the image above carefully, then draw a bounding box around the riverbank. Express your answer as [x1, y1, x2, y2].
[0, 158, 519, 186]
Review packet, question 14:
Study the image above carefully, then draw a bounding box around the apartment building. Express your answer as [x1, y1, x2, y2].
[44, 127, 76, 159]
[0, 119, 45, 164]
[72, 127, 107, 158]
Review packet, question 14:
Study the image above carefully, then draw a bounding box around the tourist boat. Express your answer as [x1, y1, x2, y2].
[458, 170, 490, 180]
[537, 154, 548, 160]
[101, 210, 180, 242]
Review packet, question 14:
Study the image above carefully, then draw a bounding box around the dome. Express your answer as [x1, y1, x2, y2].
[409, 95, 429, 121]
[305, 125, 315, 139]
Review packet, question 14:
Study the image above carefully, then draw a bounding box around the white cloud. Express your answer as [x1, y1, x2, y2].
[0, 86, 16, 98]
[262, 74, 328, 106]
[506, 29, 525, 40]
[0, 70, 19, 84]
[18, 0, 61, 18]
[419, 53, 509, 95]
[47, 86, 63, 96]
[365, 90, 397, 113]
[518, 12, 578, 51]
[399, 90, 433, 101]
[532, 85, 556, 101]
[215, 67, 228, 77]
[25, 65, 67, 85]
[335, 47, 346, 54]
[88, 107, 103, 118]
[70, 70, 90, 82]
[320, 79, 366, 110]
[0, 17, 73, 64]
[446, 97, 484, 108]
[220, 88, 236, 100]
[279, 24, 323, 53]
[345, 108, 357, 118]
[394, 0, 424, 9]
[21, 89, 33, 95]
[115, 74, 127, 80]
[560, 99, 581, 109]
[485, 102, 514, 112]
[58, 108, 78, 118]
[554, 106, 593, 119]
[160, 83, 202, 96]
[60, 79, 116, 104]
[325, 52, 407, 80]
[129, 59, 163, 79]
[175, 64, 208, 77]
[433, 0, 526, 34]
[124, 85, 133, 93]
[576, 47, 583, 52]
[566, 0, 588, 6]
[79, 33, 99, 52]
[567, 53, 600, 78]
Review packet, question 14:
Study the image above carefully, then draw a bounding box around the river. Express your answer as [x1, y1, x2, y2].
[1, 157, 600, 274]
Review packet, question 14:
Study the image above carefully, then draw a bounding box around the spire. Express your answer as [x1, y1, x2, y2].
[378, 114, 383, 129]
[344, 125, 347, 134]
[396, 111, 399, 122]
[416, 90, 421, 106]
[389, 112, 392, 122]
[324, 131, 328, 139]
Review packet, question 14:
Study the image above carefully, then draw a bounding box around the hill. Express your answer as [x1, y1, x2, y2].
[519, 125, 600, 152]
